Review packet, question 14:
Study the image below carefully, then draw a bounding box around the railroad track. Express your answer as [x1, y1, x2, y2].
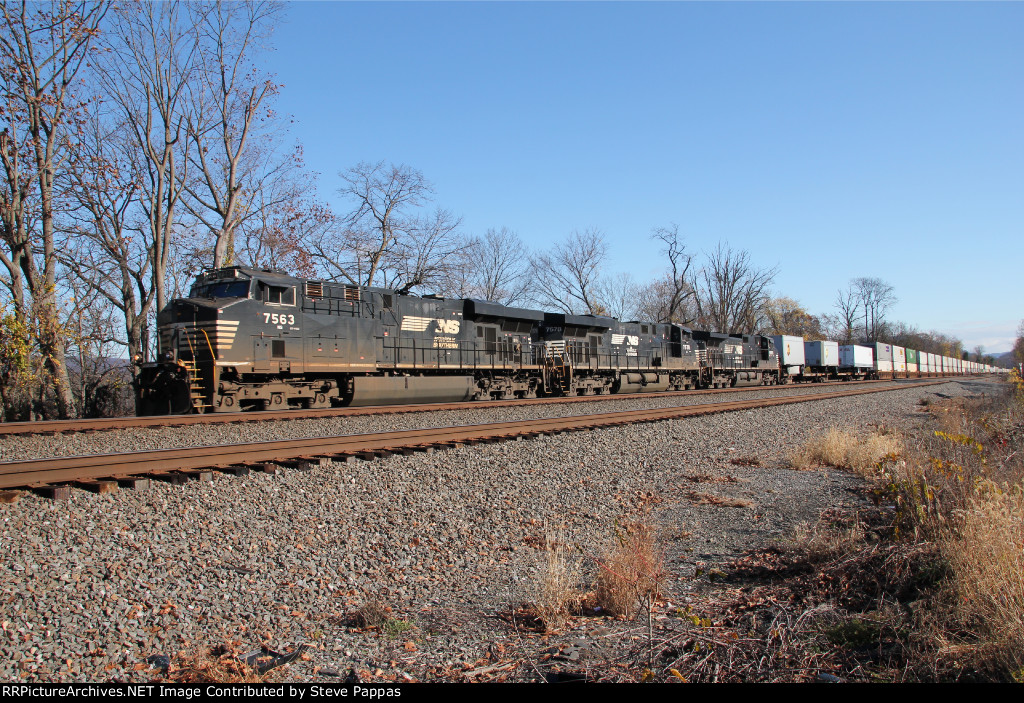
[0, 380, 946, 501]
[0, 376, 947, 437]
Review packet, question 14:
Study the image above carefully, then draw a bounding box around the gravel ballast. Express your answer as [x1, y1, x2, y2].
[0, 378, 995, 682]
[1, 381, 927, 462]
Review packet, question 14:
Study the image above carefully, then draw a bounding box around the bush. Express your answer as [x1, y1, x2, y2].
[593, 519, 664, 619]
[868, 383, 1024, 678]
[528, 529, 582, 632]
[942, 486, 1024, 675]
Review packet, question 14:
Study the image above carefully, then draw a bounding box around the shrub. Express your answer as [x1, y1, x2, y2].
[942, 485, 1024, 674]
[166, 644, 267, 683]
[593, 519, 664, 619]
[529, 529, 582, 631]
[348, 600, 388, 629]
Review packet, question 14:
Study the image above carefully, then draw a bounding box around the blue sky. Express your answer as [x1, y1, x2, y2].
[263, 1, 1022, 353]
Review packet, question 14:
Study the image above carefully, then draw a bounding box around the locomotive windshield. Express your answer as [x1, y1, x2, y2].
[190, 280, 251, 299]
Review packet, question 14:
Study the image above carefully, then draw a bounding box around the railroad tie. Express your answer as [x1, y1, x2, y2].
[113, 476, 151, 490]
[149, 469, 212, 484]
[214, 465, 251, 477]
[73, 479, 119, 495]
[277, 457, 328, 471]
[245, 462, 282, 474]
[29, 484, 71, 501]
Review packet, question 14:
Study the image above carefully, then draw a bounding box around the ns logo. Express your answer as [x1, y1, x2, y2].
[401, 316, 461, 335]
[435, 319, 460, 334]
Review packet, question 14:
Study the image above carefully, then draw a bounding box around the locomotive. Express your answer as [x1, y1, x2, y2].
[134, 266, 782, 415]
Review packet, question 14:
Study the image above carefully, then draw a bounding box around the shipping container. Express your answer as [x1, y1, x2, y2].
[805, 340, 839, 367]
[771, 335, 805, 371]
[893, 345, 907, 373]
[874, 342, 893, 373]
[840, 344, 874, 369]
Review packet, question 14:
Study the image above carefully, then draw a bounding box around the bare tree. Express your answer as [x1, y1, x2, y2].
[1013, 320, 1024, 368]
[61, 273, 131, 417]
[317, 161, 464, 293]
[530, 228, 608, 315]
[689, 243, 777, 333]
[61, 111, 156, 368]
[182, 0, 285, 269]
[852, 277, 897, 342]
[634, 277, 695, 325]
[388, 207, 463, 294]
[0, 0, 109, 418]
[231, 144, 333, 277]
[439, 227, 532, 305]
[235, 181, 333, 277]
[98, 0, 199, 314]
[631, 225, 698, 326]
[329, 161, 432, 287]
[833, 285, 860, 344]
[595, 272, 640, 320]
[649, 223, 695, 323]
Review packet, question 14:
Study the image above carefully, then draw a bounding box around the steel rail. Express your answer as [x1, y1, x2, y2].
[0, 381, 946, 491]
[0, 377, 946, 437]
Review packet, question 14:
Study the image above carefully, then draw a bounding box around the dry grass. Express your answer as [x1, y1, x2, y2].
[593, 519, 665, 619]
[686, 491, 753, 509]
[529, 530, 583, 631]
[628, 378, 1024, 682]
[860, 377, 1024, 679]
[941, 487, 1024, 674]
[166, 644, 267, 683]
[514, 529, 582, 632]
[685, 473, 741, 484]
[347, 600, 388, 629]
[789, 426, 901, 475]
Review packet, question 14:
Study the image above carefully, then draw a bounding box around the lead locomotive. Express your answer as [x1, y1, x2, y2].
[135, 266, 780, 415]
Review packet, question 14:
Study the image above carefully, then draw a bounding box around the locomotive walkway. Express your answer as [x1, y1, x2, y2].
[0, 380, 945, 499]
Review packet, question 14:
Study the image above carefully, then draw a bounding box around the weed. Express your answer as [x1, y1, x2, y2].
[685, 473, 740, 484]
[593, 518, 665, 620]
[347, 600, 388, 630]
[859, 384, 1024, 679]
[686, 491, 753, 509]
[164, 643, 267, 683]
[824, 618, 882, 647]
[592, 516, 667, 668]
[382, 618, 413, 638]
[525, 528, 582, 632]
[941, 486, 1024, 673]
[789, 427, 901, 476]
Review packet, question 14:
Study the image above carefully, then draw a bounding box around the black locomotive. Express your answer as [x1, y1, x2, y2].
[135, 266, 780, 415]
